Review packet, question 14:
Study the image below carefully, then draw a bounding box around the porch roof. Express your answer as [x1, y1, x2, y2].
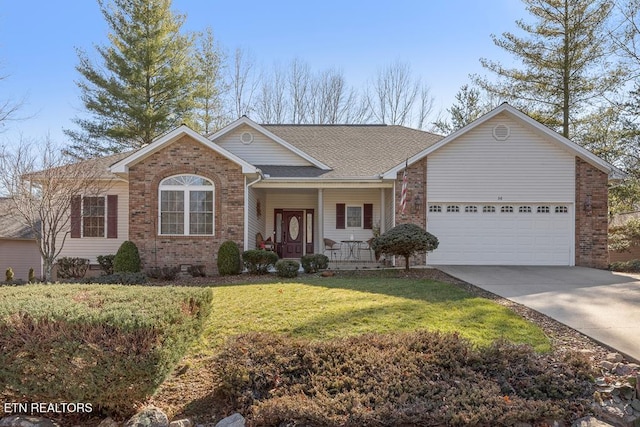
[0, 198, 38, 240]
[257, 165, 330, 178]
[262, 124, 443, 178]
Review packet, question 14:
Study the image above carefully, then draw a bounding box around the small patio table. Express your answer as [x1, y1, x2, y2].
[341, 240, 363, 261]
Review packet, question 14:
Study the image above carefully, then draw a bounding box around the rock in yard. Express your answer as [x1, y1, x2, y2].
[214, 413, 244, 427]
[0, 416, 61, 427]
[169, 420, 192, 427]
[605, 353, 623, 363]
[572, 416, 616, 427]
[124, 406, 169, 427]
[98, 418, 120, 427]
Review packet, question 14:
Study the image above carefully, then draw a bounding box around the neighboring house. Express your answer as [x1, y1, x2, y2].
[0, 198, 42, 280]
[49, 103, 615, 273]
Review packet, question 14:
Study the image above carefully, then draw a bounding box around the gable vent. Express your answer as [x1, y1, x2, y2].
[493, 124, 510, 141]
[240, 131, 254, 144]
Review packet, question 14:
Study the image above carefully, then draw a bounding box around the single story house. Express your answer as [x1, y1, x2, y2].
[49, 103, 615, 273]
[0, 198, 42, 280]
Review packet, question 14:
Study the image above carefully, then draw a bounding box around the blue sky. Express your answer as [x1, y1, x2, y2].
[0, 0, 526, 146]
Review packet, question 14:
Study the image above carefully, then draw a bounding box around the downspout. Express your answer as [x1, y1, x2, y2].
[244, 169, 263, 250]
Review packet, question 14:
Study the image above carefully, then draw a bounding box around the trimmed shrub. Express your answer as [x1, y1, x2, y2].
[214, 332, 595, 426]
[0, 284, 213, 417]
[371, 223, 439, 270]
[113, 241, 141, 273]
[275, 259, 300, 278]
[243, 250, 278, 274]
[5, 267, 14, 282]
[83, 272, 147, 285]
[146, 267, 180, 281]
[610, 259, 640, 272]
[56, 257, 90, 279]
[28, 268, 35, 283]
[97, 254, 116, 275]
[300, 254, 329, 273]
[187, 265, 206, 277]
[217, 241, 242, 276]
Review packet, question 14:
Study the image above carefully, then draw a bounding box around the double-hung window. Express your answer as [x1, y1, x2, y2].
[159, 175, 214, 235]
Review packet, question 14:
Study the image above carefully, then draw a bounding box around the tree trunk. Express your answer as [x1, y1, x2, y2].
[404, 256, 410, 270]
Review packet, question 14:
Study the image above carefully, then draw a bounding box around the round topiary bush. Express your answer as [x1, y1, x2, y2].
[217, 241, 242, 276]
[371, 223, 439, 270]
[275, 259, 300, 278]
[113, 241, 142, 273]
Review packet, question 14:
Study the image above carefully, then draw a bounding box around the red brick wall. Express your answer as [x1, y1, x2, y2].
[575, 157, 609, 268]
[394, 158, 428, 266]
[128, 135, 245, 275]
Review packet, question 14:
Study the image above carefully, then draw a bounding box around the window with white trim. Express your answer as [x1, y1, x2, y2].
[159, 175, 214, 235]
[83, 196, 105, 237]
[483, 205, 496, 213]
[518, 206, 532, 213]
[446, 205, 460, 213]
[429, 205, 442, 213]
[465, 205, 478, 213]
[346, 206, 362, 228]
[501, 206, 514, 213]
[537, 206, 550, 214]
[555, 206, 568, 213]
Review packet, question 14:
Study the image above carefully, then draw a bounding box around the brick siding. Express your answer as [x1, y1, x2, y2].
[394, 157, 428, 266]
[575, 157, 609, 268]
[128, 135, 244, 275]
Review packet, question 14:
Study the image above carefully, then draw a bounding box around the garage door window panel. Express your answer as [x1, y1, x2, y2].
[446, 205, 460, 213]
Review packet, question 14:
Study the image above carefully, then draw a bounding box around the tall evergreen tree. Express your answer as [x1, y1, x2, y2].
[192, 27, 227, 134]
[433, 84, 493, 134]
[64, 0, 195, 158]
[474, 0, 624, 138]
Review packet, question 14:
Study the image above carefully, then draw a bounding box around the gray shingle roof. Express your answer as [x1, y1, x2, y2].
[0, 198, 38, 240]
[262, 124, 443, 178]
[256, 165, 330, 178]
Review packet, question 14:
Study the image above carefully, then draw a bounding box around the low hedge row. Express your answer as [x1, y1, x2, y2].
[214, 331, 595, 426]
[0, 284, 212, 417]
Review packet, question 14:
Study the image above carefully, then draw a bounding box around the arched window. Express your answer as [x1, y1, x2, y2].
[159, 175, 214, 235]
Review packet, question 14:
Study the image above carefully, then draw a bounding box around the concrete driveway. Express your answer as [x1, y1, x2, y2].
[435, 266, 640, 362]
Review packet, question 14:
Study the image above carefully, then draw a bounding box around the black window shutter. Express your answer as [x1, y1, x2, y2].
[70, 196, 81, 238]
[336, 203, 345, 229]
[107, 195, 118, 238]
[363, 204, 373, 229]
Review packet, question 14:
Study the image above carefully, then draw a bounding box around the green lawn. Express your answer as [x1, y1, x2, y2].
[195, 275, 550, 355]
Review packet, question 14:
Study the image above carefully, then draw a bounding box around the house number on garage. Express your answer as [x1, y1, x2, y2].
[497, 196, 503, 200]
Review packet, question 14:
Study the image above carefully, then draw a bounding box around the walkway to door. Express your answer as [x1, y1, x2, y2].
[435, 265, 640, 362]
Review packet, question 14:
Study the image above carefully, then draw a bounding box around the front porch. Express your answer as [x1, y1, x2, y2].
[247, 186, 396, 259]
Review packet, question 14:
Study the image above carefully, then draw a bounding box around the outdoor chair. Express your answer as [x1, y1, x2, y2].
[323, 238, 342, 261]
[256, 232, 275, 251]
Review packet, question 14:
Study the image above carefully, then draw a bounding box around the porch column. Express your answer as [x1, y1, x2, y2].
[317, 188, 324, 254]
[380, 188, 386, 234]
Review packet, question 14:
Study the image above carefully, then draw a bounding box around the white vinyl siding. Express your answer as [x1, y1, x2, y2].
[323, 189, 380, 242]
[427, 113, 575, 203]
[216, 124, 312, 166]
[58, 181, 129, 264]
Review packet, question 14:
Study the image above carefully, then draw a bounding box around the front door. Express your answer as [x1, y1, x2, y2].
[282, 210, 304, 258]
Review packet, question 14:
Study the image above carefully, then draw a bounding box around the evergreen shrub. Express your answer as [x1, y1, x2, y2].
[113, 241, 141, 273]
[217, 241, 242, 276]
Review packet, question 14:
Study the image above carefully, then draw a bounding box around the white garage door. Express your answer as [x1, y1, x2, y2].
[426, 203, 573, 265]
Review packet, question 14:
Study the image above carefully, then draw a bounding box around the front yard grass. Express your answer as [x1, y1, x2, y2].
[197, 276, 550, 354]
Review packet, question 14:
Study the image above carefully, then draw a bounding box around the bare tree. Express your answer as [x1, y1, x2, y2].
[0, 70, 25, 132]
[0, 138, 112, 281]
[288, 58, 312, 123]
[365, 61, 433, 127]
[228, 47, 260, 119]
[255, 63, 288, 123]
[309, 68, 363, 124]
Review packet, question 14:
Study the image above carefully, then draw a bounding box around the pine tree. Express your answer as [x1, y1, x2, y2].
[192, 27, 228, 134]
[64, 0, 195, 158]
[433, 84, 493, 134]
[474, 0, 624, 138]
